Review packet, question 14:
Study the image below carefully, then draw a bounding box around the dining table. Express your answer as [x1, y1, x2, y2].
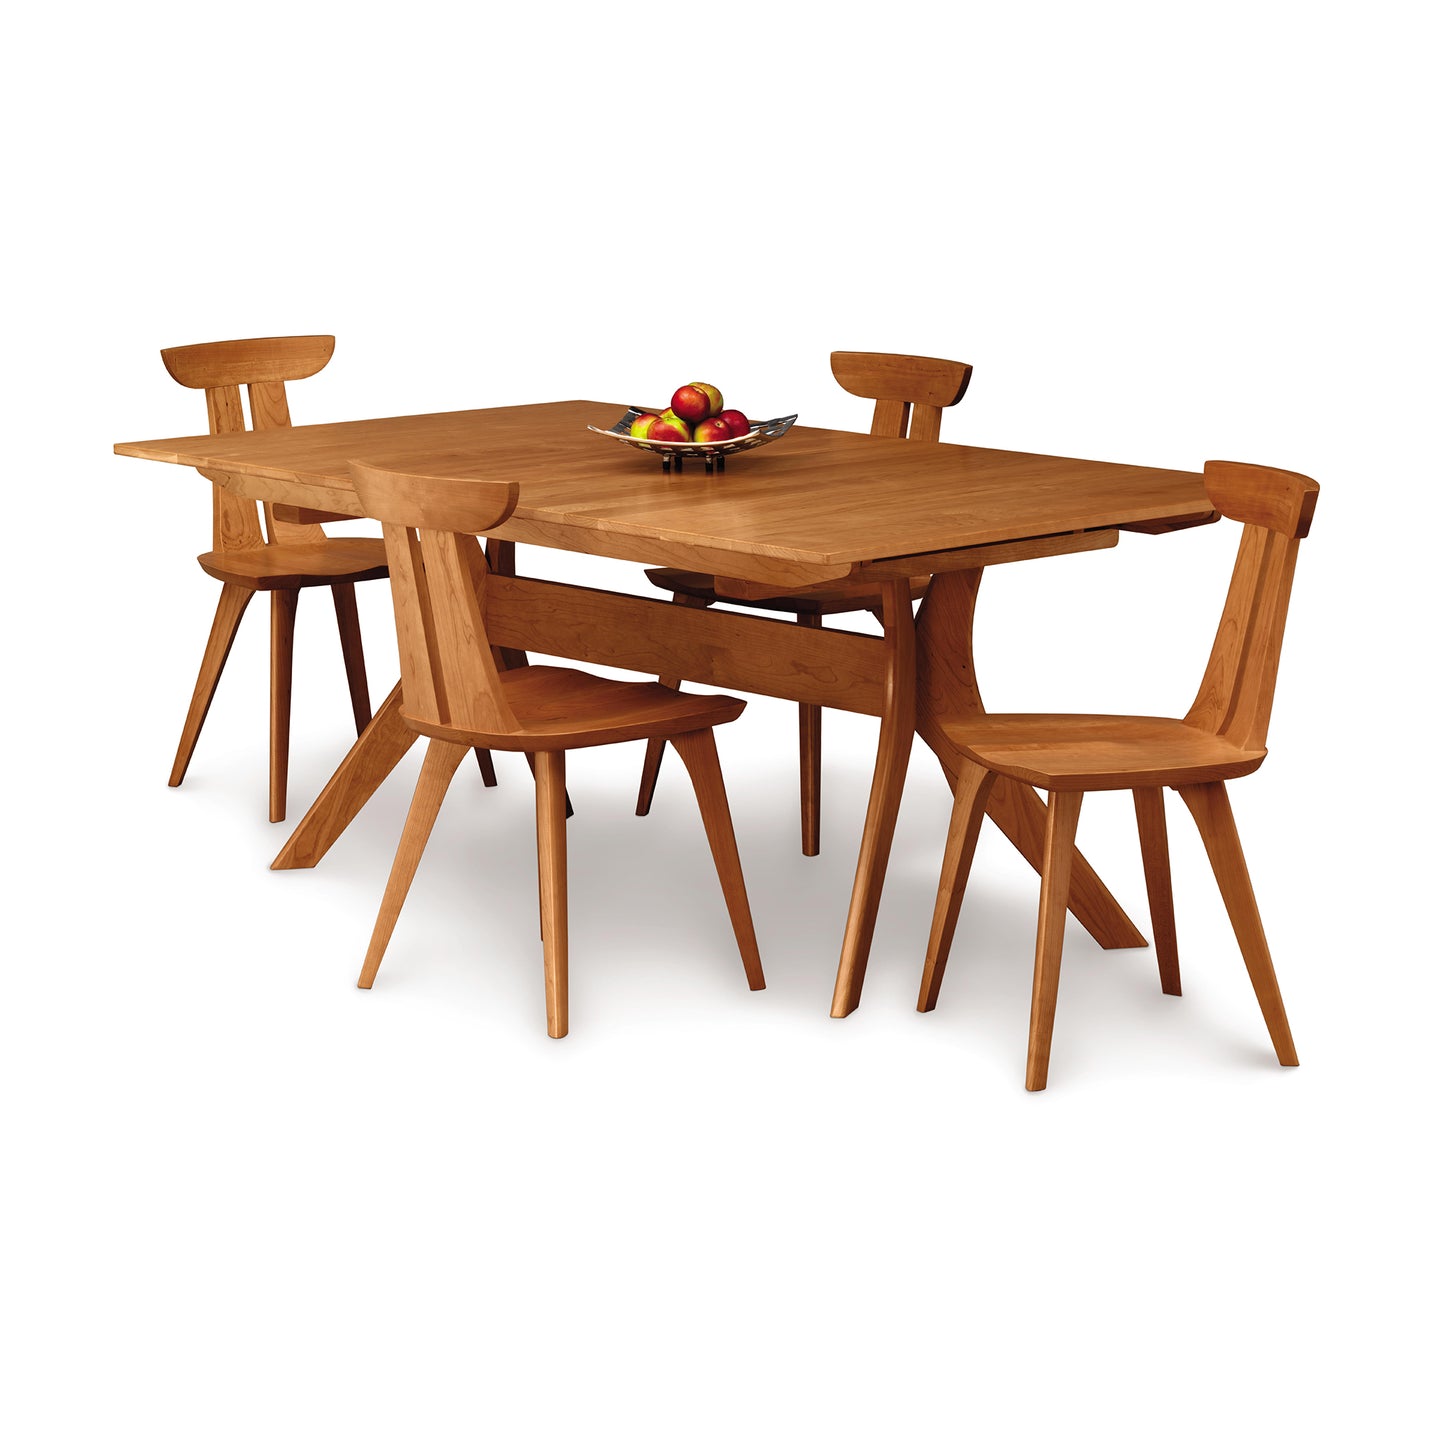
[115, 398, 1217, 1014]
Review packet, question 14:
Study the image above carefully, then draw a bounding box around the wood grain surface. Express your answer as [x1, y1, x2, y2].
[116, 401, 1211, 581]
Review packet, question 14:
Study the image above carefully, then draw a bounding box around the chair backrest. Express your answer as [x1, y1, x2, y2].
[1184, 460, 1320, 752]
[830, 351, 973, 444]
[160, 335, 336, 552]
[349, 461, 522, 735]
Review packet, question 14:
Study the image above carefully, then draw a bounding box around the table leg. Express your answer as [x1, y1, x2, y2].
[914, 570, 1146, 950]
[830, 579, 916, 1017]
[270, 683, 417, 870]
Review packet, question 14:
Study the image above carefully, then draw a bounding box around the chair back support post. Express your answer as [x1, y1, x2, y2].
[161, 336, 337, 551]
[350, 461, 522, 736]
[830, 351, 973, 441]
[1185, 460, 1320, 752]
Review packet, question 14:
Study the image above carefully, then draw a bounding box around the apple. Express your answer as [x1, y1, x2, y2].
[716, 408, 750, 437]
[629, 413, 660, 439]
[648, 412, 691, 443]
[691, 382, 723, 416]
[670, 384, 714, 424]
[694, 417, 733, 444]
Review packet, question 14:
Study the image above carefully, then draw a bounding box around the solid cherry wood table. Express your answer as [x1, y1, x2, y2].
[116, 399, 1216, 1015]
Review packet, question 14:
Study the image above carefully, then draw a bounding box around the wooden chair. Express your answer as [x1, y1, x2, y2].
[636, 350, 973, 855]
[348, 460, 766, 1037]
[164, 335, 396, 822]
[916, 461, 1319, 1090]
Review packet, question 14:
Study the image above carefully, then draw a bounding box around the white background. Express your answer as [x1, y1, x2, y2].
[4, 2, 1440, 1440]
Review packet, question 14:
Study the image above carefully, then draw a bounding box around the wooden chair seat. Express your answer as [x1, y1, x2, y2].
[406, 665, 744, 751]
[945, 714, 1267, 791]
[198, 536, 389, 590]
[644, 567, 931, 617]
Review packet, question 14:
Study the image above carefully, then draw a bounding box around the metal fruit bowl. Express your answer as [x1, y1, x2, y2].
[588, 407, 798, 473]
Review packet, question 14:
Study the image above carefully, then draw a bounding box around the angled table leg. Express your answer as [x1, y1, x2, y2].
[914, 569, 1146, 950]
[830, 579, 917, 1017]
[271, 682, 417, 870]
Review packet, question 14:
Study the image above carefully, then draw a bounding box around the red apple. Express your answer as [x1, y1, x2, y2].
[629, 413, 660, 439]
[648, 412, 691, 443]
[691, 382, 723, 416]
[694, 417, 733, 444]
[716, 408, 750, 437]
[670, 385, 713, 424]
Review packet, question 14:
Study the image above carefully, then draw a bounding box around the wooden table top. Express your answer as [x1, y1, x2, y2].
[115, 399, 1212, 582]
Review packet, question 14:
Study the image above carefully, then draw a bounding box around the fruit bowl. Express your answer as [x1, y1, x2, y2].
[588, 407, 797, 473]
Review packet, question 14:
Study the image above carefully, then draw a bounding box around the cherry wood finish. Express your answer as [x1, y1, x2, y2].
[117, 399, 1217, 1013]
[160, 335, 390, 822]
[348, 461, 764, 1037]
[115, 400, 1209, 581]
[916, 461, 1318, 1089]
[637, 353, 975, 853]
[828, 350, 974, 442]
[634, 592, 709, 819]
[831, 578, 918, 1014]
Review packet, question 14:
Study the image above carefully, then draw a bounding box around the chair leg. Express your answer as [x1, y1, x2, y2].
[269, 588, 299, 823]
[358, 738, 469, 989]
[1025, 791, 1084, 1091]
[522, 751, 572, 818]
[535, 750, 570, 1037]
[1133, 787, 1182, 995]
[1177, 781, 1298, 1067]
[169, 582, 253, 788]
[636, 733, 669, 817]
[635, 592, 710, 816]
[474, 748, 498, 787]
[671, 729, 766, 991]
[797, 613, 823, 856]
[918, 760, 996, 1012]
[330, 582, 372, 736]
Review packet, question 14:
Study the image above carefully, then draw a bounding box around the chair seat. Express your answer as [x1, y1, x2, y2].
[198, 536, 389, 590]
[407, 665, 746, 751]
[945, 714, 1267, 791]
[645, 567, 930, 616]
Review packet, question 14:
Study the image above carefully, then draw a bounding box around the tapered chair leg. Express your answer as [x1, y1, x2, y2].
[522, 751, 572, 817]
[269, 588, 299, 823]
[636, 725, 674, 818]
[1133, 787, 1182, 995]
[1177, 781, 1298, 1067]
[474, 748, 498, 787]
[1025, 791, 1084, 1091]
[671, 729, 766, 991]
[358, 738, 470, 989]
[170, 582, 253, 788]
[535, 750, 570, 1037]
[635, 592, 710, 815]
[330, 582, 372, 736]
[797, 612, 823, 856]
[918, 760, 996, 1012]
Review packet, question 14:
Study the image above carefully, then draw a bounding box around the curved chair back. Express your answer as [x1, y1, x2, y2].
[160, 335, 337, 551]
[349, 461, 521, 736]
[1185, 460, 1320, 752]
[830, 351, 973, 444]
